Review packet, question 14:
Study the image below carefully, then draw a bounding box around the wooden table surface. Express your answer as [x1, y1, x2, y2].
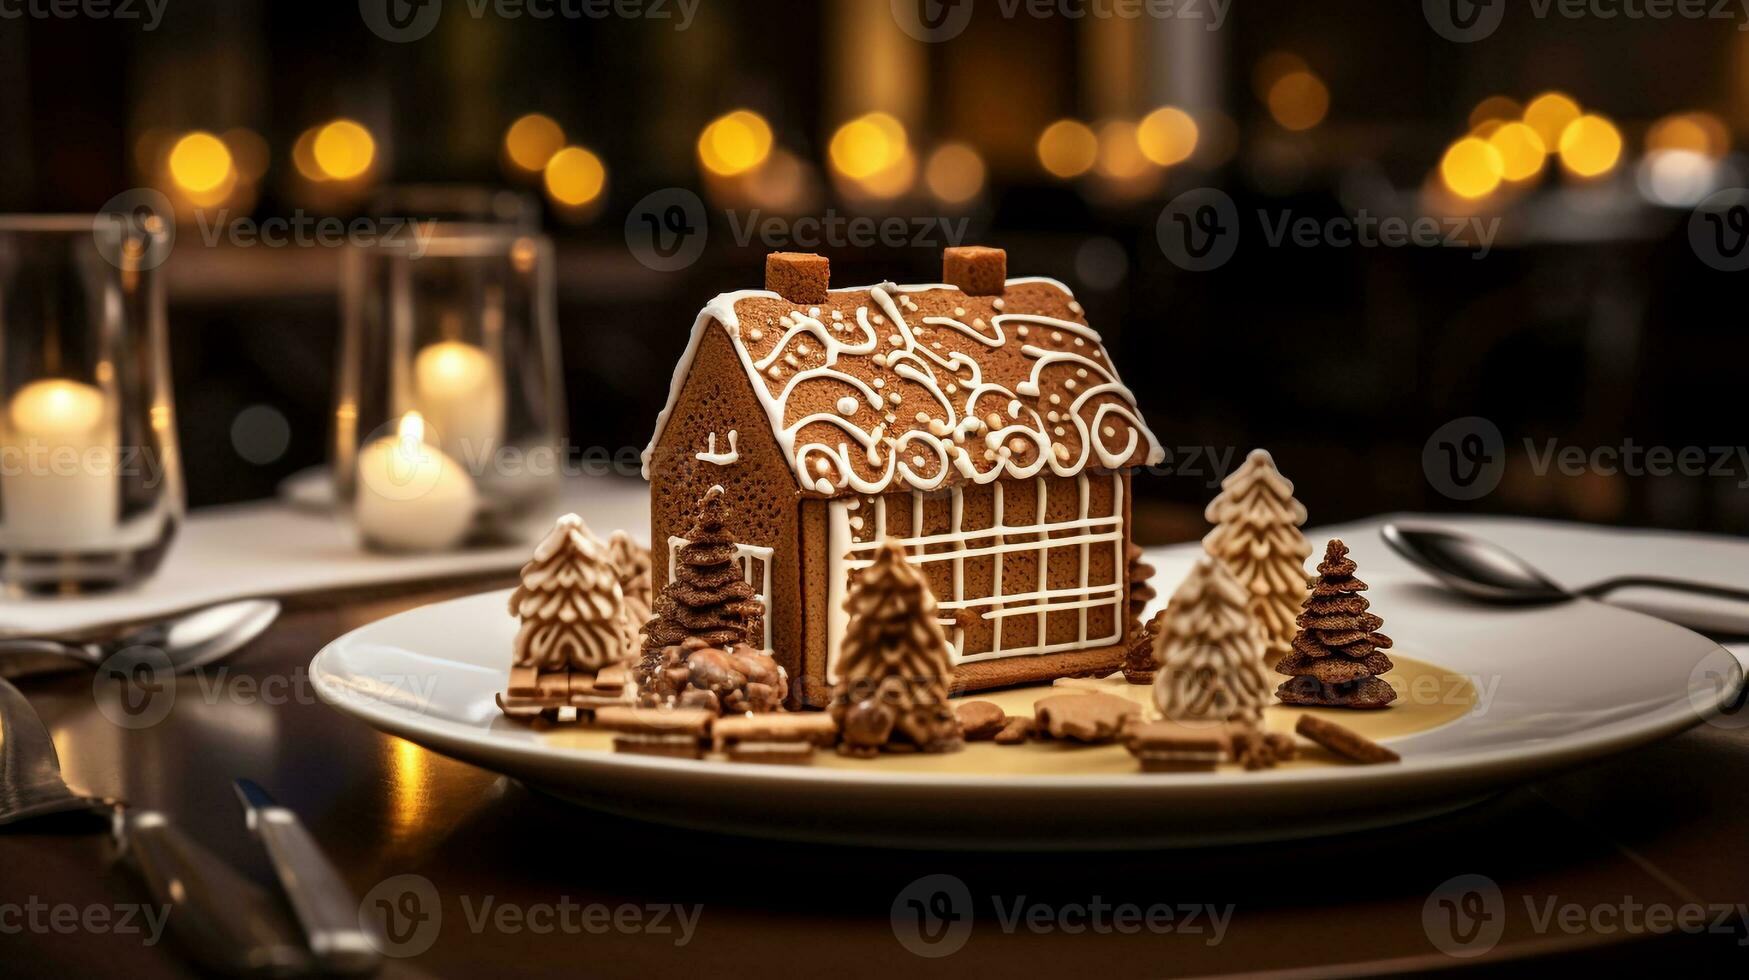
[4, 571, 1749, 978]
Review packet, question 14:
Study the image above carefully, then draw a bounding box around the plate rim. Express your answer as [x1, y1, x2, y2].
[308, 589, 1743, 794]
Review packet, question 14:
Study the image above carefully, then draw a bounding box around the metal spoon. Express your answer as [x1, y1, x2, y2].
[0, 598, 281, 678]
[1381, 524, 1749, 631]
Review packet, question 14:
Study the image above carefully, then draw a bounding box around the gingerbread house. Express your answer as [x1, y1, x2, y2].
[642, 248, 1164, 706]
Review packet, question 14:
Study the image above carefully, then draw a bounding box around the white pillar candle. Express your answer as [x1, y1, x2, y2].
[354, 412, 478, 553]
[0, 379, 118, 550]
[412, 341, 504, 472]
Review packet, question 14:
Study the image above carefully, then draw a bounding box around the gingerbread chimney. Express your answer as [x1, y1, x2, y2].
[764, 252, 829, 304]
[943, 246, 1006, 296]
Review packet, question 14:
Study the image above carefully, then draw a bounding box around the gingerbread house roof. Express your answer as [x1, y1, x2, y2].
[642, 276, 1165, 496]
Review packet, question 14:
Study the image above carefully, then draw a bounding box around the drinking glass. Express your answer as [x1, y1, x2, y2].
[0, 214, 183, 593]
[335, 224, 565, 550]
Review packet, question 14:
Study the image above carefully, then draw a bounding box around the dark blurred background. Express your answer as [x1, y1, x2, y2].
[3, 0, 1746, 539]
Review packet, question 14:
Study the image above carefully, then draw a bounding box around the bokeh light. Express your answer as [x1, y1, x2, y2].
[168, 132, 234, 194]
[1036, 119, 1098, 178]
[504, 113, 566, 173]
[829, 112, 907, 181]
[1487, 122, 1547, 182]
[292, 127, 326, 182]
[1440, 136, 1505, 199]
[222, 128, 270, 182]
[1646, 111, 1729, 159]
[1557, 114, 1622, 178]
[1252, 51, 1308, 102]
[1136, 106, 1198, 166]
[1266, 70, 1330, 131]
[1095, 120, 1151, 180]
[1523, 92, 1581, 147]
[1468, 96, 1522, 131]
[544, 145, 607, 206]
[312, 119, 376, 180]
[698, 109, 774, 177]
[923, 142, 985, 204]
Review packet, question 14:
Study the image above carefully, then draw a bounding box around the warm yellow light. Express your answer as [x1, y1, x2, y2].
[1136, 106, 1198, 166]
[8, 379, 106, 435]
[544, 145, 607, 206]
[1469, 96, 1522, 131]
[923, 142, 985, 204]
[167, 132, 234, 194]
[504, 113, 566, 173]
[292, 128, 326, 182]
[1557, 114, 1622, 178]
[856, 148, 917, 199]
[1095, 120, 1151, 180]
[1440, 136, 1505, 199]
[1523, 92, 1581, 147]
[1647, 112, 1728, 159]
[698, 109, 774, 177]
[1487, 122, 1547, 182]
[1036, 119, 1098, 178]
[1267, 70, 1330, 132]
[829, 112, 907, 181]
[313, 119, 376, 181]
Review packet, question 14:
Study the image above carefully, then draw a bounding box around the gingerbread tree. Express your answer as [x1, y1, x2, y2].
[608, 530, 653, 646]
[1152, 557, 1273, 728]
[830, 541, 962, 755]
[1202, 449, 1313, 663]
[1121, 543, 1160, 684]
[639, 486, 765, 655]
[1276, 539, 1397, 709]
[509, 514, 630, 674]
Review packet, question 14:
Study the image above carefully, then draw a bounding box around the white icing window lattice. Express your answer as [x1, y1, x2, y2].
[666, 536, 773, 650]
[826, 473, 1125, 677]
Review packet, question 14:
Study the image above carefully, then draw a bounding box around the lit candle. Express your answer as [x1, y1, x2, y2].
[412, 341, 504, 469]
[0, 379, 118, 550]
[354, 412, 477, 552]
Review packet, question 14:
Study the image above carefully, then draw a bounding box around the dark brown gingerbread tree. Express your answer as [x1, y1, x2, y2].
[1275, 539, 1397, 709]
[1121, 543, 1159, 683]
[639, 486, 764, 654]
[830, 541, 962, 756]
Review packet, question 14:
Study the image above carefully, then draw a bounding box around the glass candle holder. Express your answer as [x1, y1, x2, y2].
[335, 225, 566, 552]
[0, 215, 183, 594]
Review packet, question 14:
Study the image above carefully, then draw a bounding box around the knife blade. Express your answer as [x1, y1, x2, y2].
[235, 779, 380, 975]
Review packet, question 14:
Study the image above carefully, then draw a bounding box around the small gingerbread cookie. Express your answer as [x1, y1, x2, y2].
[1294, 713, 1400, 764]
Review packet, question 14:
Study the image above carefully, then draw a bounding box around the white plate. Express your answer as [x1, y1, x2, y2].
[309, 570, 1743, 849]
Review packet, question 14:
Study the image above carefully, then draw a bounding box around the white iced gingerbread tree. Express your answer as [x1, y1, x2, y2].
[1202, 449, 1312, 662]
[509, 513, 630, 673]
[1152, 557, 1273, 728]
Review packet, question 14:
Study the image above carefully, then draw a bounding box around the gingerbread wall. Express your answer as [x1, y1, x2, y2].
[648, 321, 805, 690]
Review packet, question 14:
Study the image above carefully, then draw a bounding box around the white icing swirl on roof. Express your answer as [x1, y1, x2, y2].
[641, 278, 1165, 495]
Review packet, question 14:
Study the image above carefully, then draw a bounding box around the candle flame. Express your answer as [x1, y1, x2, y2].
[398, 411, 426, 447]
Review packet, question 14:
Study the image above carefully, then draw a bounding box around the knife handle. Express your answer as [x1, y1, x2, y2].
[120, 809, 312, 977]
[247, 805, 380, 974]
